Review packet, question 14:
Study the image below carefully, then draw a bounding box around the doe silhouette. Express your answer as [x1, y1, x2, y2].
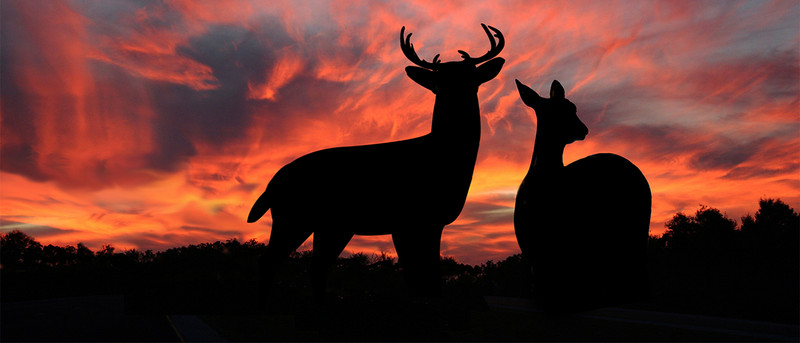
[514, 79, 651, 313]
[248, 24, 505, 300]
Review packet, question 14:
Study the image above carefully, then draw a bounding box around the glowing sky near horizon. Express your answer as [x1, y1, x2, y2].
[1, 0, 798, 265]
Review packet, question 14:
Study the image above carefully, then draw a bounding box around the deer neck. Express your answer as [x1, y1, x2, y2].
[530, 130, 566, 174]
[430, 90, 480, 142]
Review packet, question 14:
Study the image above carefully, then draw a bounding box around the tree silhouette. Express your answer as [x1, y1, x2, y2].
[0, 230, 43, 267]
[741, 198, 800, 257]
[739, 197, 799, 307]
[648, 200, 799, 323]
[662, 206, 738, 254]
[42, 244, 77, 267]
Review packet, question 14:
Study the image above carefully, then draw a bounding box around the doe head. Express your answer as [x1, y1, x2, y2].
[401, 24, 505, 94]
[516, 79, 589, 145]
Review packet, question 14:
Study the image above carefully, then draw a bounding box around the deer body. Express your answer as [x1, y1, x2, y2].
[514, 80, 651, 313]
[249, 25, 504, 299]
[261, 102, 480, 236]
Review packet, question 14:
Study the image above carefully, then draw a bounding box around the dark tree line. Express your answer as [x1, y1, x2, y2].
[1, 198, 797, 322]
[649, 198, 798, 271]
[645, 198, 798, 323]
[653, 198, 798, 255]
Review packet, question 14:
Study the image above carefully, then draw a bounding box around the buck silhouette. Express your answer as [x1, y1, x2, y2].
[248, 24, 504, 300]
[514, 79, 651, 313]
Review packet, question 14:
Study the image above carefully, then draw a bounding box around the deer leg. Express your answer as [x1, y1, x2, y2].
[311, 231, 353, 304]
[393, 227, 444, 297]
[258, 221, 312, 308]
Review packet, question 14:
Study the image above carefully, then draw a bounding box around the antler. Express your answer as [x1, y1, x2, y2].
[400, 26, 441, 70]
[458, 24, 504, 65]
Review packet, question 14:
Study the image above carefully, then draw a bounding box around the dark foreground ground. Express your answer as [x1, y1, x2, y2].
[3, 293, 798, 342]
[2, 247, 797, 342]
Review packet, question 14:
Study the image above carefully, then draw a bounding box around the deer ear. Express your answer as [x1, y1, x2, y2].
[406, 66, 437, 93]
[476, 58, 505, 84]
[550, 80, 565, 99]
[516, 79, 543, 108]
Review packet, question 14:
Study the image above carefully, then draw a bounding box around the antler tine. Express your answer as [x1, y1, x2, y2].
[463, 23, 504, 65]
[400, 26, 439, 70]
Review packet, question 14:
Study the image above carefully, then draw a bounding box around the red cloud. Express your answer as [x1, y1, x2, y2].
[2, 1, 797, 263]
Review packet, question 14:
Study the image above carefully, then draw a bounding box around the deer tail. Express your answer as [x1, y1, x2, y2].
[247, 186, 273, 223]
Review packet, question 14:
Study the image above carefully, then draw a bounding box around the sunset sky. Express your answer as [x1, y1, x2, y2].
[1, 0, 798, 265]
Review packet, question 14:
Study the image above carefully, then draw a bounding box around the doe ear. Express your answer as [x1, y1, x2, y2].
[550, 80, 565, 99]
[476, 58, 505, 85]
[515, 79, 542, 108]
[406, 66, 437, 93]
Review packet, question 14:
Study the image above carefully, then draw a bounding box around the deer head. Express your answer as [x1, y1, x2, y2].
[516, 79, 588, 145]
[401, 24, 505, 94]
